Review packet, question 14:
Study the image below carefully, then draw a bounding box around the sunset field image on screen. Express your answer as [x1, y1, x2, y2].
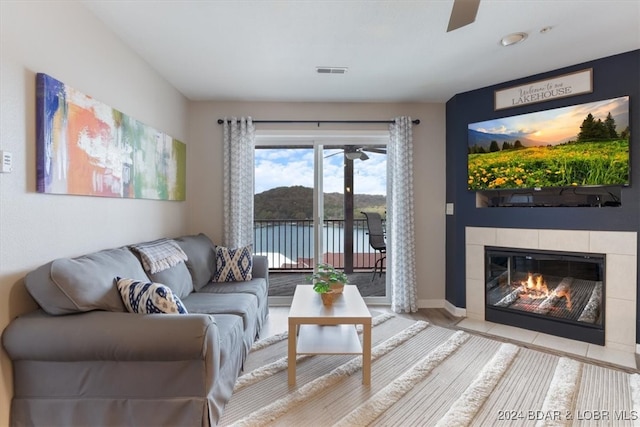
[467, 96, 630, 191]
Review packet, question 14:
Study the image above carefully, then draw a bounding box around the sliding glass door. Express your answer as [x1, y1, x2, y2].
[254, 131, 389, 303]
[254, 146, 315, 273]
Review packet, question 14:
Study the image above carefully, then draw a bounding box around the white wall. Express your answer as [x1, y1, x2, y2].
[187, 101, 447, 305]
[0, 2, 447, 421]
[0, 2, 190, 422]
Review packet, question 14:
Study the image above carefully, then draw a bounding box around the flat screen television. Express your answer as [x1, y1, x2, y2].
[467, 96, 630, 191]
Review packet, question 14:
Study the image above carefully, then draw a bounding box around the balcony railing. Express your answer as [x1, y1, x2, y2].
[254, 219, 385, 271]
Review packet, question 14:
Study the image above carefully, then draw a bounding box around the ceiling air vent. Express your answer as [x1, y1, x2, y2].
[316, 66, 348, 74]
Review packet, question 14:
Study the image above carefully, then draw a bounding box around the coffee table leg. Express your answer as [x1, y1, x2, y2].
[288, 318, 296, 386]
[362, 320, 372, 385]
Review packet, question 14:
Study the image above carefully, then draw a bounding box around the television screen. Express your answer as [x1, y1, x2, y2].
[467, 96, 630, 191]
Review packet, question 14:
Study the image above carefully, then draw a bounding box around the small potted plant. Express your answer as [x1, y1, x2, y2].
[308, 263, 349, 305]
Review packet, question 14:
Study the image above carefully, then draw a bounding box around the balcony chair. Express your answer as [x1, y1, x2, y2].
[361, 211, 386, 280]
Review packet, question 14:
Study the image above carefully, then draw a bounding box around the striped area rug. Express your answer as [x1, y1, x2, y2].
[219, 315, 639, 426]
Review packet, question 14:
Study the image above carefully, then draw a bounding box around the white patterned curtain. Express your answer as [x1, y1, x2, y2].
[387, 117, 418, 313]
[223, 117, 255, 248]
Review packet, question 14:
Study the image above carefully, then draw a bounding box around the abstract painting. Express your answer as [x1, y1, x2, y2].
[36, 73, 186, 200]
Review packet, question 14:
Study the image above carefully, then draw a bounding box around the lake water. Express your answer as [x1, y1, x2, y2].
[254, 224, 374, 268]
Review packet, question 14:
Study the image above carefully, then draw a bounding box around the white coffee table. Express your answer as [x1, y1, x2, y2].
[288, 285, 372, 386]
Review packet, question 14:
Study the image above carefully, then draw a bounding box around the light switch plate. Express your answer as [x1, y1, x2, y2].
[445, 203, 454, 215]
[0, 151, 12, 173]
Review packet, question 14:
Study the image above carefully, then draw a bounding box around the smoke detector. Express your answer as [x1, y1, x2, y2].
[500, 32, 528, 47]
[316, 66, 348, 74]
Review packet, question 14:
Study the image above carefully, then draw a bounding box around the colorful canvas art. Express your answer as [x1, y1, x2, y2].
[36, 73, 186, 200]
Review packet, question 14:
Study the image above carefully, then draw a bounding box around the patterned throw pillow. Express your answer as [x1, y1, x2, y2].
[116, 277, 188, 314]
[213, 245, 253, 282]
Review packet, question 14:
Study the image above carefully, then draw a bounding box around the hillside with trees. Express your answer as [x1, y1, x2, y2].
[254, 186, 386, 220]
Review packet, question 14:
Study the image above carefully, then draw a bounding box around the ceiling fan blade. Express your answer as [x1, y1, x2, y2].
[324, 151, 344, 159]
[325, 146, 385, 159]
[362, 147, 386, 154]
[447, 0, 481, 32]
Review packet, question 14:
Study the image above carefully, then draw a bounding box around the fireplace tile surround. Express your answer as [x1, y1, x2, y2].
[459, 227, 637, 369]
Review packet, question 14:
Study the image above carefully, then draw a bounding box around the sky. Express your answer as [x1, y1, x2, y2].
[254, 147, 387, 195]
[468, 96, 629, 145]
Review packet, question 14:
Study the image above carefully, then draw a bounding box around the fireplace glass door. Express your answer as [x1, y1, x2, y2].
[485, 247, 605, 343]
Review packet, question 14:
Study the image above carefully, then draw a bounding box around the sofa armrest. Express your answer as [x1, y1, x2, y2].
[251, 255, 269, 280]
[2, 310, 219, 362]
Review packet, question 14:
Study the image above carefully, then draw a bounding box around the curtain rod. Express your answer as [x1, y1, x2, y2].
[217, 119, 420, 125]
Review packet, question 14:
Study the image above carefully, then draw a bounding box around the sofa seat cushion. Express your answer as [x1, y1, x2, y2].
[198, 278, 267, 301]
[181, 293, 256, 329]
[199, 278, 269, 338]
[181, 293, 259, 355]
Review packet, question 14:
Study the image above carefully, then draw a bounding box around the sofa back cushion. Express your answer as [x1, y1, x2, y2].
[147, 261, 194, 299]
[174, 233, 216, 291]
[25, 247, 149, 315]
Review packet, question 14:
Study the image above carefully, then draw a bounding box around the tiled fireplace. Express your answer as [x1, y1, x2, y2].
[464, 227, 637, 363]
[485, 246, 605, 345]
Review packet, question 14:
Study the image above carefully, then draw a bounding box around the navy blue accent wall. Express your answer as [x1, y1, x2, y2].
[445, 50, 640, 341]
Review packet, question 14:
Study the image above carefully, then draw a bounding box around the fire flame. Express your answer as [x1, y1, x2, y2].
[521, 273, 549, 299]
[515, 273, 572, 310]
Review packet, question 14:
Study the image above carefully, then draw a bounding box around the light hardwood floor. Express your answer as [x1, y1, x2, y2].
[259, 306, 461, 339]
[259, 305, 640, 373]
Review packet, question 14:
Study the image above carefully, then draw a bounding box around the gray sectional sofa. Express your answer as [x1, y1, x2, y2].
[2, 233, 269, 427]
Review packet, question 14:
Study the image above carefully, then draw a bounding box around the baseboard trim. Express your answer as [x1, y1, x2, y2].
[416, 299, 466, 317]
[444, 300, 466, 317]
[417, 299, 445, 309]
[268, 296, 293, 307]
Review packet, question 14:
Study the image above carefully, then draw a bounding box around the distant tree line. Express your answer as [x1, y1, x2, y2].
[468, 140, 523, 154]
[254, 185, 386, 220]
